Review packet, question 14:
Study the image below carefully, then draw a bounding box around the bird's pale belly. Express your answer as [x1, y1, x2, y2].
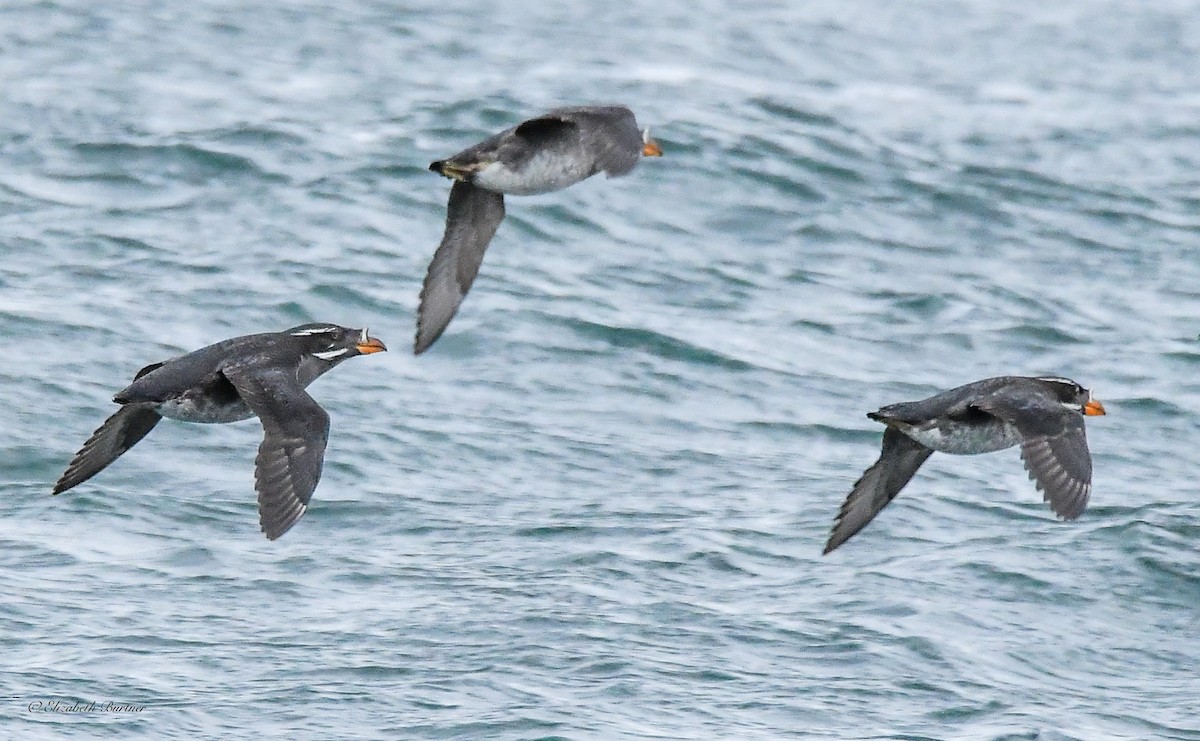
[473, 156, 591, 195]
[156, 396, 255, 424]
[897, 420, 1022, 455]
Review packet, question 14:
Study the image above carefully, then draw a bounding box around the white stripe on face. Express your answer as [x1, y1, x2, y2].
[292, 326, 338, 336]
[312, 348, 349, 360]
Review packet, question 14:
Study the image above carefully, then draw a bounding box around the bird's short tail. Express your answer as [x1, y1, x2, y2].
[429, 160, 474, 182]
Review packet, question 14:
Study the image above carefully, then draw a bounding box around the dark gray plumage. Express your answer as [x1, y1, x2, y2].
[824, 376, 1106, 555]
[53, 323, 387, 540]
[416, 104, 662, 355]
[415, 182, 505, 355]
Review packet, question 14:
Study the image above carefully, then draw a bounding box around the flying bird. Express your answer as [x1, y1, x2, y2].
[53, 324, 387, 540]
[824, 376, 1106, 554]
[416, 104, 662, 354]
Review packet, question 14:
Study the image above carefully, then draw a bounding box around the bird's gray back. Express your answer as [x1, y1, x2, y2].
[871, 376, 1032, 424]
[466, 106, 641, 193]
[114, 333, 301, 406]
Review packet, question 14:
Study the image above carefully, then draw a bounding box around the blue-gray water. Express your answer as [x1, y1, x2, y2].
[3, 1, 1199, 738]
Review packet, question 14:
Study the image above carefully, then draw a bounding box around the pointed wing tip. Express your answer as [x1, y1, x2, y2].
[820, 488, 866, 556]
[261, 523, 289, 541]
[413, 315, 444, 355]
[822, 514, 855, 556]
[1045, 500, 1084, 521]
[51, 459, 96, 497]
[819, 485, 874, 558]
[252, 452, 319, 543]
[412, 324, 428, 355]
[1045, 489, 1089, 521]
[414, 280, 458, 356]
[259, 502, 309, 541]
[1019, 440, 1091, 522]
[51, 470, 75, 495]
[413, 297, 437, 354]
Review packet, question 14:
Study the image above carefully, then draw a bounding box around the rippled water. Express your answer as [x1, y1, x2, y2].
[3, 1, 1200, 738]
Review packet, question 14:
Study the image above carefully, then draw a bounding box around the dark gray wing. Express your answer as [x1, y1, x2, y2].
[974, 390, 1092, 519]
[414, 180, 506, 354]
[225, 367, 330, 540]
[513, 115, 579, 146]
[1019, 425, 1091, 519]
[824, 427, 934, 554]
[52, 404, 162, 494]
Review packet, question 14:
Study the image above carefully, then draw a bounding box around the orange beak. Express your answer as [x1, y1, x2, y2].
[642, 139, 663, 157]
[1084, 399, 1106, 416]
[356, 337, 387, 354]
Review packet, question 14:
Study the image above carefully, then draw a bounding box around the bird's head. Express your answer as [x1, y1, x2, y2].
[286, 324, 387, 365]
[1037, 376, 1106, 416]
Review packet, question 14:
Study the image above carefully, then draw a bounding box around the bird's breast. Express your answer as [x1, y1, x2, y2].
[897, 418, 1022, 455]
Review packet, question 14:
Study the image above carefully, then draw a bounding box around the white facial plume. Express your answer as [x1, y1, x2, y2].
[291, 326, 338, 337]
[312, 348, 350, 361]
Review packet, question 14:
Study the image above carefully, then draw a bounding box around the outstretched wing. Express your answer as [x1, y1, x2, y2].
[414, 180, 506, 354]
[52, 404, 162, 494]
[1018, 426, 1092, 519]
[225, 367, 331, 540]
[824, 428, 934, 554]
[974, 390, 1093, 519]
